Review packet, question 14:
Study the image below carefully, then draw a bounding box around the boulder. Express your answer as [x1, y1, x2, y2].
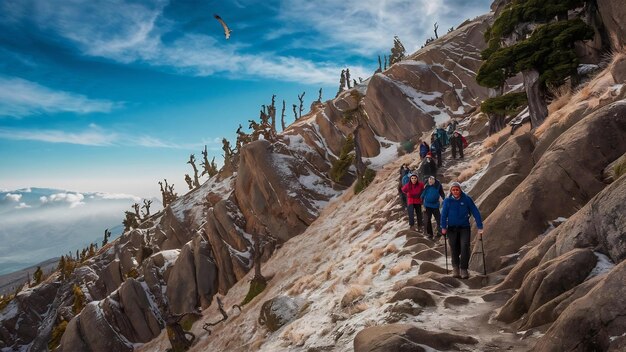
[468, 132, 535, 199]
[443, 296, 470, 308]
[523, 275, 604, 329]
[474, 173, 526, 219]
[533, 260, 626, 352]
[96, 260, 123, 297]
[235, 140, 334, 242]
[407, 272, 462, 288]
[412, 249, 442, 262]
[495, 248, 597, 324]
[63, 302, 133, 352]
[471, 101, 626, 273]
[353, 324, 478, 352]
[417, 262, 448, 275]
[258, 295, 302, 332]
[192, 235, 219, 309]
[118, 279, 162, 343]
[481, 289, 515, 303]
[166, 242, 198, 315]
[597, 0, 626, 52]
[389, 287, 436, 307]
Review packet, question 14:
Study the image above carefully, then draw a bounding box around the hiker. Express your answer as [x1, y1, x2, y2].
[441, 182, 483, 279]
[401, 173, 425, 231]
[420, 153, 437, 179]
[450, 131, 467, 159]
[430, 133, 443, 167]
[398, 164, 410, 208]
[436, 127, 449, 148]
[420, 175, 445, 240]
[419, 141, 430, 159]
[447, 119, 458, 137]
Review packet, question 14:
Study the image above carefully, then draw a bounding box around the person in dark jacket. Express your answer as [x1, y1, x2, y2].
[450, 131, 464, 159]
[401, 173, 424, 231]
[398, 164, 410, 208]
[420, 176, 445, 239]
[419, 153, 437, 179]
[430, 134, 443, 167]
[419, 141, 430, 159]
[441, 182, 483, 279]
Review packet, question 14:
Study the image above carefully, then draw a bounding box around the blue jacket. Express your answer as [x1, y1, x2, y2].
[421, 180, 445, 209]
[431, 139, 442, 153]
[441, 192, 483, 229]
[419, 143, 430, 158]
[402, 173, 411, 186]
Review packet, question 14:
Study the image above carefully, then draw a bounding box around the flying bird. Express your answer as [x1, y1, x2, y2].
[214, 14, 232, 40]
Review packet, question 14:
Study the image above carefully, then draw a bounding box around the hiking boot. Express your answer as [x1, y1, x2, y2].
[460, 269, 469, 279]
[409, 225, 415, 231]
[452, 267, 460, 278]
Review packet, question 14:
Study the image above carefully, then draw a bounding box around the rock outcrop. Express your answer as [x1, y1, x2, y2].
[470, 100, 626, 273]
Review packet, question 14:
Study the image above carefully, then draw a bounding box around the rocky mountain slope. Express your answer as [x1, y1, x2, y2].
[2, 1, 626, 351]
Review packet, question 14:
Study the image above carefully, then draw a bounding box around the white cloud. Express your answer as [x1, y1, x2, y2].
[0, 125, 218, 149]
[15, 202, 31, 209]
[273, 0, 492, 55]
[18, 187, 31, 192]
[0, 76, 122, 118]
[40, 192, 85, 208]
[94, 192, 141, 202]
[4, 193, 22, 202]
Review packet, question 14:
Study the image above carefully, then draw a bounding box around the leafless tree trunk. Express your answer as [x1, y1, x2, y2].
[297, 92, 305, 119]
[281, 100, 286, 130]
[187, 154, 200, 188]
[434, 22, 439, 39]
[523, 69, 548, 128]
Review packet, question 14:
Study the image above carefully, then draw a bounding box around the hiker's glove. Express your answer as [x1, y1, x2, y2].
[441, 228, 447, 235]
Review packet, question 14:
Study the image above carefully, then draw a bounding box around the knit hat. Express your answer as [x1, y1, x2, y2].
[450, 181, 462, 190]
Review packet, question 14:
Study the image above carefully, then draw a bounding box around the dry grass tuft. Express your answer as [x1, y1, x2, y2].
[288, 274, 316, 295]
[384, 243, 398, 254]
[547, 84, 573, 115]
[341, 285, 365, 308]
[482, 126, 512, 150]
[368, 247, 385, 263]
[457, 154, 492, 183]
[371, 262, 383, 274]
[389, 260, 412, 277]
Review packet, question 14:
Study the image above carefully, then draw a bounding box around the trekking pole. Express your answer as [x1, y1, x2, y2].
[443, 233, 449, 274]
[480, 234, 486, 276]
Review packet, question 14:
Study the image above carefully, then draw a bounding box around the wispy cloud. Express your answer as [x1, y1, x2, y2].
[0, 126, 115, 146]
[15, 202, 31, 209]
[93, 192, 141, 202]
[0, 76, 122, 118]
[0, 125, 219, 149]
[273, 0, 492, 55]
[2, 0, 368, 85]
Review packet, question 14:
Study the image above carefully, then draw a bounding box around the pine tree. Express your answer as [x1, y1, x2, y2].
[337, 69, 346, 97]
[389, 36, 406, 65]
[477, 0, 593, 128]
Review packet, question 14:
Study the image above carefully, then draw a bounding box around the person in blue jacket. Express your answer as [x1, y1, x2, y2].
[398, 164, 410, 208]
[441, 182, 484, 279]
[420, 176, 445, 240]
[419, 141, 430, 159]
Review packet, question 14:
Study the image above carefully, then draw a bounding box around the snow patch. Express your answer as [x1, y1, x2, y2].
[586, 252, 615, 280]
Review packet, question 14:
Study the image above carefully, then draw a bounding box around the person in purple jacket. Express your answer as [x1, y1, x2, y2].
[441, 182, 483, 279]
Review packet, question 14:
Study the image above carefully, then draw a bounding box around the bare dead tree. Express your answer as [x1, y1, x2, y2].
[281, 100, 286, 130]
[353, 79, 358, 87]
[376, 55, 382, 73]
[317, 88, 322, 103]
[337, 69, 346, 97]
[142, 199, 152, 217]
[346, 68, 351, 89]
[184, 174, 194, 190]
[297, 91, 305, 119]
[132, 203, 141, 219]
[165, 311, 196, 351]
[187, 154, 200, 188]
[434, 22, 439, 39]
[292, 104, 297, 120]
[201, 296, 229, 334]
[384, 55, 388, 70]
[269, 94, 277, 135]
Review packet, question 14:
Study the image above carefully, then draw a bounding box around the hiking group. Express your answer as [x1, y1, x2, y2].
[398, 120, 482, 279]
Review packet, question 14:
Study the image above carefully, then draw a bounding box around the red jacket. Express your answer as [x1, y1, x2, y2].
[402, 181, 424, 205]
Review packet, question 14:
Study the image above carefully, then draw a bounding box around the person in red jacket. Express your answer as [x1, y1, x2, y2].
[401, 173, 425, 231]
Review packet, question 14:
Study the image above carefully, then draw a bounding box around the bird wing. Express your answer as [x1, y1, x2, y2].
[214, 14, 232, 39]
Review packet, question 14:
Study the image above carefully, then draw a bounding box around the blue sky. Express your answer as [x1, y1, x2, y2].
[0, 0, 492, 198]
